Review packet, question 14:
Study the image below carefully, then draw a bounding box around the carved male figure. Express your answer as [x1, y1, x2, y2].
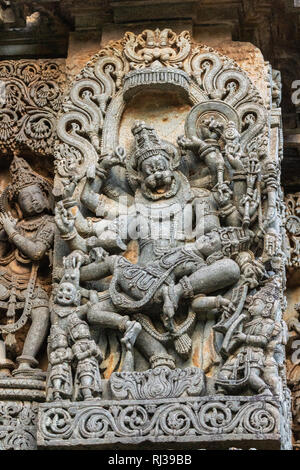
[68, 313, 102, 401]
[47, 325, 73, 401]
[0, 154, 54, 376]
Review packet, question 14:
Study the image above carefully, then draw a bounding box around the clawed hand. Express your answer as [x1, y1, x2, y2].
[55, 201, 75, 235]
[63, 250, 85, 269]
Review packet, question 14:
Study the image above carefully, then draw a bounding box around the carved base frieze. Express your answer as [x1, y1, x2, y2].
[37, 395, 289, 450]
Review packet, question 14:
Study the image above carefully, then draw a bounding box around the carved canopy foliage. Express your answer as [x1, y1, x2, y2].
[0, 59, 66, 154]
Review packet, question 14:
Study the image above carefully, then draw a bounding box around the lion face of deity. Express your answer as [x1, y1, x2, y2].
[55, 282, 78, 306]
[18, 184, 48, 217]
[140, 154, 174, 193]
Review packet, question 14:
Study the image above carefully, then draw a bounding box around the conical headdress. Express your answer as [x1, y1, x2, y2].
[8, 155, 52, 201]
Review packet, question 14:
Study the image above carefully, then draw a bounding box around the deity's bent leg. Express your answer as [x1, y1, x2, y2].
[177, 259, 240, 300]
[16, 306, 50, 372]
[88, 301, 128, 329]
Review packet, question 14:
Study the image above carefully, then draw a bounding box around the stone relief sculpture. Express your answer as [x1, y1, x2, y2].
[285, 193, 300, 269]
[0, 153, 54, 377]
[0, 151, 54, 450]
[286, 303, 300, 447]
[0, 28, 284, 450]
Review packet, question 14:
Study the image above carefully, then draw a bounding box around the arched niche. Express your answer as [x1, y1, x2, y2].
[54, 29, 269, 200]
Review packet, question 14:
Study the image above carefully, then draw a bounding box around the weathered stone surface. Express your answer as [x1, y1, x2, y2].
[0, 0, 299, 451]
[37, 395, 288, 450]
[45, 27, 291, 450]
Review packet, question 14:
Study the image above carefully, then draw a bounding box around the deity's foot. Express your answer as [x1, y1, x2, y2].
[121, 321, 142, 349]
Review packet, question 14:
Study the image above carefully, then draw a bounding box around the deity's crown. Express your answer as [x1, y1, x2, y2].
[131, 120, 173, 169]
[67, 313, 90, 340]
[8, 154, 50, 199]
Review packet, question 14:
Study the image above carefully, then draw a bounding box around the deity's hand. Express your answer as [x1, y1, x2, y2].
[63, 175, 81, 199]
[62, 198, 79, 210]
[213, 182, 232, 207]
[246, 159, 260, 189]
[233, 331, 246, 343]
[55, 201, 75, 236]
[98, 146, 126, 171]
[220, 297, 235, 311]
[88, 246, 109, 263]
[238, 190, 259, 217]
[0, 212, 17, 237]
[225, 152, 244, 171]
